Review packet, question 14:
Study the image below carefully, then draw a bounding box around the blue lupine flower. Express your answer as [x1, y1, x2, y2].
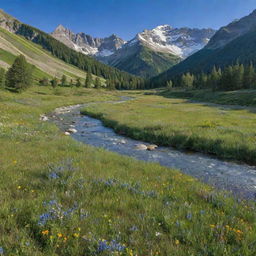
[48, 172, 60, 179]
[0, 247, 4, 255]
[186, 213, 192, 220]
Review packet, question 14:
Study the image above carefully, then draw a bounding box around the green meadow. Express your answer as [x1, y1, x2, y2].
[82, 91, 256, 165]
[0, 86, 256, 255]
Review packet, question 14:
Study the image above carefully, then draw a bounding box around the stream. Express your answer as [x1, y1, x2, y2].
[49, 96, 256, 200]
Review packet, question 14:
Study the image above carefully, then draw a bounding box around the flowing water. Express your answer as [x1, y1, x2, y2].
[49, 97, 256, 200]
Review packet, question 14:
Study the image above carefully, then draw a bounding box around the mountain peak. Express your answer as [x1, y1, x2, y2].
[54, 24, 68, 32]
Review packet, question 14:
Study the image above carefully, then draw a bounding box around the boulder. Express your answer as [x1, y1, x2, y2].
[147, 145, 158, 151]
[67, 128, 77, 134]
[64, 132, 70, 136]
[40, 115, 48, 121]
[120, 139, 126, 144]
[135, 144, 148, 150]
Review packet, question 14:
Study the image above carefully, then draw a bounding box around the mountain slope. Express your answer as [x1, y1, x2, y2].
[51, 25, 126, 57]
[152, 9, 256, 86]
[51, 24, 215, 78]
[101, 25, 215, 78]
[101, 43, 180, 78]
[0, 9, 142, 88]
[0, 27, 90, 82]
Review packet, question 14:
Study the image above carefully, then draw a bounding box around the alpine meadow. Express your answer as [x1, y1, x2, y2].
[1, 2, 256, 256]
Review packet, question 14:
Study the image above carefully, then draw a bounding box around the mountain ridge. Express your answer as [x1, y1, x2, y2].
[51, 24, 215, 78]
[151, 9, 256, 86]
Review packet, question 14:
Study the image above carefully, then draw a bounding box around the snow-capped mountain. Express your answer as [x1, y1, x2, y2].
[51, 24, 215, 78]
[130, 25, 215, 58]
[51, 25, 126, 57]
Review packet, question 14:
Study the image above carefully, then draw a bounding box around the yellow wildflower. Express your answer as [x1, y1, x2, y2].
[41, 230, 49, 235]
[17, 186, 22, 190]
[210, 224, 215, 228]
[175, 239, 180, 245]
[73, 233, 79, 238]
[57, 233, 63, 238]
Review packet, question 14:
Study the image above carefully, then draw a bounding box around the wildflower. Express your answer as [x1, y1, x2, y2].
[63, 237, 68, 242]
[155, 232, 162, 237]
[0, 247, 4, 255]
[57, 233, 63, 238]
[73, 233, 79, 238]
[31, 190, 35, 193]
[77, 227, 81, 232]
[210, 224, 215, 229]
[41, 230, 49, 235]
[17, 186, 22, 190]
[50, 236, 54, 240]
[175, 239, 180, 245]
[13, 160, 17, 165]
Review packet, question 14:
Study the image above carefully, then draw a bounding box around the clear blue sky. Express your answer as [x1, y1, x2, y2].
[1, 0, 256, 40]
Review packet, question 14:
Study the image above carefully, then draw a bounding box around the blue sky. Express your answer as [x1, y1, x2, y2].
[1, 0, 256, 40]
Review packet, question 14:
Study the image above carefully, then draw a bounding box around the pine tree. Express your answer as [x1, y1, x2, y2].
[75, 78, 81, 87]
[94, 77, 101, 89]
[6, 55, 33, 92]
[244, 63, 255, 88]
[61, 75, 67, 87]
[50, 78, 58, 88]
[233, 63, 244, 89]
[181, 73, 194, 88]
[210, 66, 221, 91]
[166, 80, 173, 91]
[0, 68, 6, 88]
[84, 72, 92, 88]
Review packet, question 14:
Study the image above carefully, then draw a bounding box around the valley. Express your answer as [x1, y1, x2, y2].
[1, 3, 256, 256]
[0, 87, 256, 255]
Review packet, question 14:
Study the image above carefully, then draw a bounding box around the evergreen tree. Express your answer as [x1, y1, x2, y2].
[61, 75, 67, 87]
[166, 80, 173, 90]
[94, 77, 101, 89]
[6, 55, 33, 92]
[181, 73, 194, 88]
[244, 63, 256, 88]
[84, 72, 92, 88]
[233, 63, 244, 89]
[39, 77, 49, 86]
[50, 78, 58, 88]
[106, 80, 116, 90]
[75, 78, 82, 87]
[210, 66, 221, 91]
[0, 68, 6, 88]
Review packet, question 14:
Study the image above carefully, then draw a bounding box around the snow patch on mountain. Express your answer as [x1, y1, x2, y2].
[135, 25, 215, 58]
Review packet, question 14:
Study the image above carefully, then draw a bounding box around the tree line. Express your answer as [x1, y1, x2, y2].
[0, 55, 138, 92]
[167, 63, 256, 91]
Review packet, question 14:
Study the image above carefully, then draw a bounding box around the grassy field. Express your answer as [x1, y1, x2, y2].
[1, 86, 256, 255]
[160, 89, 256, 106]
[82, 92, 256, 165]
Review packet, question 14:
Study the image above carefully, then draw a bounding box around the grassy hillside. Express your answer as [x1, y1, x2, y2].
[82, 93, 256, 165]
[151, 28, 256, 86]
[0, 87, 256, 255]
[104, 45, 180, 78]
[0, 27, 93, 83]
